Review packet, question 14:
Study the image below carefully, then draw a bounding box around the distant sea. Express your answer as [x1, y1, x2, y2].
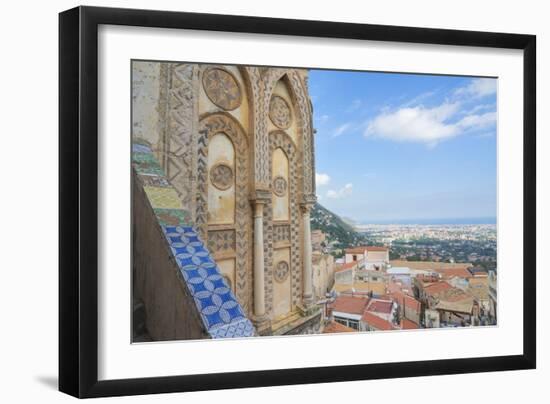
[358, 217, 497, 225]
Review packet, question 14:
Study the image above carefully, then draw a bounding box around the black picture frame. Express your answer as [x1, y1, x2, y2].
[59, 5, 536, 398]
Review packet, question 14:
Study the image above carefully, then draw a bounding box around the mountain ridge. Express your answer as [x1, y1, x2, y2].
[310, 202, 368, 249]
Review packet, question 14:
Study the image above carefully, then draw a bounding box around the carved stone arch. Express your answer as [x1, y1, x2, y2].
[265, 130, 302, 314]
[197, 112, 252, 311]
[264, 70, 314, 199]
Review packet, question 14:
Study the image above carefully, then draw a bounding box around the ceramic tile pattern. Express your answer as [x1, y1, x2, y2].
[154, 208, 191, 226]
[143, 186, 184, 210]
[162, 225, 255, 338]
[132, 141, 255, 338]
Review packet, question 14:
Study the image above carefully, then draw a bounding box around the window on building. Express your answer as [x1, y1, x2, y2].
[334, 317, 359, 330]
[353, 255, 357, 261]
[348, 319, 359, 330]
[334, 317, 347, 326]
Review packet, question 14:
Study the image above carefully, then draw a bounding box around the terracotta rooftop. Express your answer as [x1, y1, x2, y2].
[322, 321, 357, 334]
[438, 287, 472, 302]
[434, 267, 473, 279]
[330, 295, 369, 315]
[423, 281, 453, 297]
[435, 297, 474, 314]
[389, 291, 421, 312]
[335, 261, 357, 272]
[400, 318, 419, 330]
[366, 299, 393, 314]
[334, 282, 387, 296]
[361, 311, 395, 331]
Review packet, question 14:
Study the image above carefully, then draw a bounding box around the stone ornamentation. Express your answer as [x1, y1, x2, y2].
[207, 229, 236, 252]
[272, 175, 288, 197]
[202, 68, 242, 111]
[197, 114, 252, 313]
[267, 131, 302, 309]
[274, 260, 290, 283]
[273, 224, 291, 244]
[269, 95, 292, 129]
[209, 163, 234, 190]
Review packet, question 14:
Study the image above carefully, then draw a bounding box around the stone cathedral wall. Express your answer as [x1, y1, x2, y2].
[132, 60, 318, 336]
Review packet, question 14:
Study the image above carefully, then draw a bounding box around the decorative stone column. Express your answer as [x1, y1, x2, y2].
[253, 200, 266, 318]
[301, 203, 314, 307]
[250, 191, 270, 333]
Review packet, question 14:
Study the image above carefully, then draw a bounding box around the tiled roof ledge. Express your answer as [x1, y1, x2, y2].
[132, 141, 256, 339]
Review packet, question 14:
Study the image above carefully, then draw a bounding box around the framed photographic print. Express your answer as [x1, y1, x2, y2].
[59, 6, 536, 398]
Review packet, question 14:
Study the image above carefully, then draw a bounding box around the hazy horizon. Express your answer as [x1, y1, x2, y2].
[353, 216, 497, 226]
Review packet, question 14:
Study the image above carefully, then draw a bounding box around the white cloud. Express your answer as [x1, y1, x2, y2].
[316, 172, 331, 186]
[457, 111, 496, 130]
[365, 99, 496, 147]
[462, 103, 495, 115]
[365, 102, 461, 145]
[454, 78, 497, 98]
[327, 183, 353, 199]
[332, 123, 352, 137]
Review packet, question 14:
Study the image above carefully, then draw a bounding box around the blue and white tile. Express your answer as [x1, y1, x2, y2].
[209, 318, 256, 338]
[160, 224, 256, 337]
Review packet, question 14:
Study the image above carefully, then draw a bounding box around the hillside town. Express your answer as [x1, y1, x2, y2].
[311, 230, 497, 334]
[357, 223, 497, 272]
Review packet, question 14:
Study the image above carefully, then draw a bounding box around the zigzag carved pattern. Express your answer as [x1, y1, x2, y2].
[247, 67, 269, 188]
[166, 64, 197, 214]
[288, 71, 314, 198]
[197, 114, 251, 312]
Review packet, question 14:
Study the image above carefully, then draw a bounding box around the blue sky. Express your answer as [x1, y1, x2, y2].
[309, 70, 497, 224]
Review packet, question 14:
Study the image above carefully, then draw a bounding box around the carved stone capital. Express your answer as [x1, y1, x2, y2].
[303, 193, 317, 205]
[300, 202, 314, 215]
[250, 188, 271, 204]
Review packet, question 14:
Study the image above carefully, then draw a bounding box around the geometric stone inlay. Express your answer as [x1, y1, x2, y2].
[272, 175, 288, 197]
[207, 229, 236, 252]
[202, 67, 242, 111]
[269, 95, 292, 129]
[274, 224, 291, 244]
[274, 260, 290, 283]
[209, 163, 234, 191]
